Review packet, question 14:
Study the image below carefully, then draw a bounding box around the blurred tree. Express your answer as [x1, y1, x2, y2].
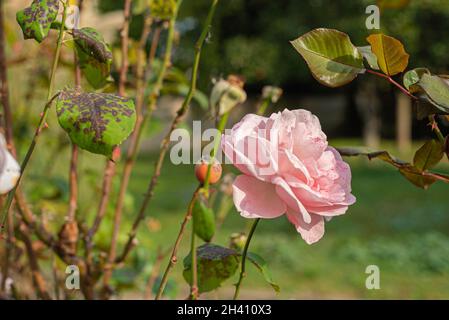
[98, 0, 449, 138]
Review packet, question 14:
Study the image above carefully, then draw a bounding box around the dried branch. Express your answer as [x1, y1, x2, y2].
[18, 223, 52, 300]
[102, 0, 133, 296]
[155, 187, 200, 300]
[118, 0, 220, 264]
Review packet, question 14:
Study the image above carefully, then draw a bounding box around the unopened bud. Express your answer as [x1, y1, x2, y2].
[210, 75, 247, 116]
[262, 86, 283, 103]
[229, 232, 247, 251]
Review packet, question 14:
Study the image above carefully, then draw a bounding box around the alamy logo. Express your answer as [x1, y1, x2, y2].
[65, 265, 80, 290]
[365, 5, 380, 30]
[365, 265, 381, 289]
[169, 122, 278, 176]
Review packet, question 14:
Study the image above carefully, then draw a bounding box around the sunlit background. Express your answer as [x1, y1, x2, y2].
[1, 0, 449, 299]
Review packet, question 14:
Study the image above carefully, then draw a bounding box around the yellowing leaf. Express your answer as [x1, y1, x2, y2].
[366, 34, 409, 76]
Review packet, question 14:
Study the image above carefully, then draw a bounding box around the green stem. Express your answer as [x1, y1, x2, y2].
[233, 218, 260, 300]
[155, 187, 200, 300]
[256, 97, 271, 116]
[153, 1, 220, 293]
[365, 69, 417, 100]
[203, 112, 230, 194]
[1, 2, 68, 227]
[189, 222, 198, 300]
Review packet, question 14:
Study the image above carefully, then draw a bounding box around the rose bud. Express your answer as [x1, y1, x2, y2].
[229, 232, 247, 251]
[195, 159, 222, 185]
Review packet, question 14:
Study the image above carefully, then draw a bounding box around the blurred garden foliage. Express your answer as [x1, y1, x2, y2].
[99, 0, 449, 90]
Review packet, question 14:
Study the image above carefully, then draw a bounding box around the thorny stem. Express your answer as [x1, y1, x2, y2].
[67, 0, 83, 222]
[155, 187, 201, 300]
[0, 0, 14, 155]
[117, 0, 219, 264]
[102, 0, 133, 295]
[19, 223, 52, 300]
[1, 2, 68, 228]
[428, 115, 446, 143]
[118, 0, 132, 97]
[0, 0, 16, 291]
[113, 4, 178, 266]
[188, 111, 230, 299]
[233, 218, 260, 300]
[189, 222, 198, 300]
[365, 69, 418, 100]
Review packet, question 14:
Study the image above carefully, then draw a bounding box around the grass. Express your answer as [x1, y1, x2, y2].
[20, 137, 449, 299]
[104, 140, 449, 299]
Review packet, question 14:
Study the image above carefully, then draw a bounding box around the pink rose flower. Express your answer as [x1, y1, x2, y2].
[222, 109, 356, 244]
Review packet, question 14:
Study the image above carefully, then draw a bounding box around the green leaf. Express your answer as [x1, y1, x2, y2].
[357, 46, 380, 70]
[413, 139, 444, 172]
[366, 34, 409, 76]
[414, 95, 447, 120]
[291, 28, 364, 87]
[247, 252, 280, 293]
[183, 243, 240, 293]
[403, 68, 430, 91]
[72, 27, 113, 89]
[56, 89, 136, 157]
[399, 166, 438, 190]
[192, 193, 216, 242]
[16, 0, 60, 43]
[411, 74, 449, 113]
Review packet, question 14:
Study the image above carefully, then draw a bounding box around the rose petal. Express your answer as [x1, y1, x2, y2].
[286, 209, 325, 244]
[233, 175, 286, 219]
[272, 176, 311, 223]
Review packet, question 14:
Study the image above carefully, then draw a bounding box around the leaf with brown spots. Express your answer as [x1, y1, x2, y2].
[56, 89, 136, 157]
[72, 27, 113, 89]
[16, 0, 60, 43]
[183, 244, 240, 293]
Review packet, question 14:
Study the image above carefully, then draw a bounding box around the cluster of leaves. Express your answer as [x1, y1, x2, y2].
[291, 28, 449, 189]
[177, 186, 280, 295]
[16, 0, 135, 157]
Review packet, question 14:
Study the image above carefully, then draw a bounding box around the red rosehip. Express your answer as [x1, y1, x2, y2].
[195, 160, 222, 184]
[112, 147, 121, 162]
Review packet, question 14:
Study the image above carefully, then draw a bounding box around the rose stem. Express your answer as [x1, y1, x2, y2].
[256, 96, 272, 116]
[203, 112, 230, 195]
[112, 1, 179, 265]
[155, 187, 200, 300]
[0, 0, 15, 291]
[365, 69, 417, 100]
[1, 1, 68, 227]
[102, 0, 133, 296]
[188, 110, 230, 299]
[428, 115, 445, 143]
[67, 0, 84, 223]
[189, 218, 198, 300]
[117, 0, 219, 265]
[233, 218, 260, 300]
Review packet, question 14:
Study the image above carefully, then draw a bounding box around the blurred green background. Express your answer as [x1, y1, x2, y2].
[2, 0, 449, 299]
